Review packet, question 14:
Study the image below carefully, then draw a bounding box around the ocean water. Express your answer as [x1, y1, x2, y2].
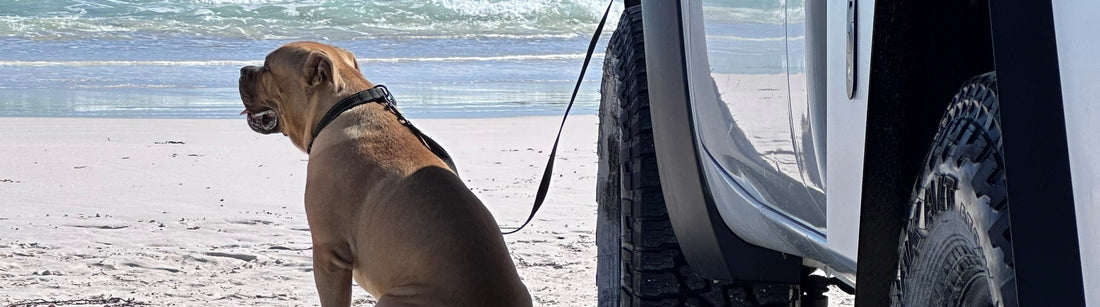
[0, 0, 619, 119]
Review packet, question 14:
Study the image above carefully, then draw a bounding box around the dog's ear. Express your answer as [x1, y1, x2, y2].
[304, 50, 338, 88]
[338, 47, 361, 72]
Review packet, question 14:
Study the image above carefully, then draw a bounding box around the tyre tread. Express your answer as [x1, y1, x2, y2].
[608, 6, 792, 307]
[892, 72, 1017, 306]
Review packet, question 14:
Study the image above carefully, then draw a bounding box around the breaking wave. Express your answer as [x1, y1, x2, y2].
[0, 0, 613, 40]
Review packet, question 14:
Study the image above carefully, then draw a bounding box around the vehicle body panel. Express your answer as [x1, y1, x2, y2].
[691, 0, 876, 268]
[693, 0, 825, 231]
[684, 0, 875, 268]
[680, 0, 858, 280]
[789, 0, 828, 194]
[1052, 1, 1100, 304]
[824, 0, 872, 264]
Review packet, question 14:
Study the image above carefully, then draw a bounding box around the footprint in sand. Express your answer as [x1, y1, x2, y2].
[67, 224, 129, 230]
[204, 251, 257, 262]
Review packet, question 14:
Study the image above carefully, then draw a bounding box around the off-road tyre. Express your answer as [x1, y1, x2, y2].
[890, 72, 1017, 306]
[598, 6, 794, 307]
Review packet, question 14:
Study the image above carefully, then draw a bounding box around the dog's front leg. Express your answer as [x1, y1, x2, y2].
[313, 243, 355, 306]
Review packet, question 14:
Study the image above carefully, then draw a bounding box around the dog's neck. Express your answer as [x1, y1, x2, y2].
[292, 76, 374, 153]
[298, 78, 446, 177]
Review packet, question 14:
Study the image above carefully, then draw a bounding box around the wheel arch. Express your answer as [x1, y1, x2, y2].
[854, 0, 997, 304]
[987, 0, 1085, 305]
[639, 0, 801, 284]
[856, 0, 1088, 305]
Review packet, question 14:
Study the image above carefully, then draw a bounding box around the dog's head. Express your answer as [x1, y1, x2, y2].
[238, 41, 368, 148]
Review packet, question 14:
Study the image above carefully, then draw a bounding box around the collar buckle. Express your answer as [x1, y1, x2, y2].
[367, 85, 396, 106]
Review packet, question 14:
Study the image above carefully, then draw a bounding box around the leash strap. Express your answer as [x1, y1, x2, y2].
[309, 85, 459, 173]
[395, 110, 459, 174]
[501, 0, 615, 234]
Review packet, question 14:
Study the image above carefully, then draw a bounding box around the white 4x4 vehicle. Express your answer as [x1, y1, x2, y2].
[595, 1, 1097, 306]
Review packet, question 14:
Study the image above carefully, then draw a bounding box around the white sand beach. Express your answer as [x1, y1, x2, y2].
[0, 115, 853, 306]
[0, 115, 600, 306]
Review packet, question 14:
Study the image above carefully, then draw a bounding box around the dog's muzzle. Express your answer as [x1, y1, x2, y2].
[239, 66, 280, 134]
[242, 108, 279, 134]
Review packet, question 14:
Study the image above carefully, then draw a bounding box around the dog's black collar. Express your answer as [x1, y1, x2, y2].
[308, 85, 457, 173]
[309, 85, 393, 154]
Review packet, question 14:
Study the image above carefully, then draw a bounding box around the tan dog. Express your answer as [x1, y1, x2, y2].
[238, 41, 531, 306]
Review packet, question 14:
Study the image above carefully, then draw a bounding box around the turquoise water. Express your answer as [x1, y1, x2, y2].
[0, 0, 618, 118]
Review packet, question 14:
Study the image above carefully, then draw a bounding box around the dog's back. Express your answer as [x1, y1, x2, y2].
[305, 107, 531, 306]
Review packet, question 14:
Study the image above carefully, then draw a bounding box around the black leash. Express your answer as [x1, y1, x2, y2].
[500, 0, 615, 234]
[309, 85, 458, 173]
[309, 0, 612, 234]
